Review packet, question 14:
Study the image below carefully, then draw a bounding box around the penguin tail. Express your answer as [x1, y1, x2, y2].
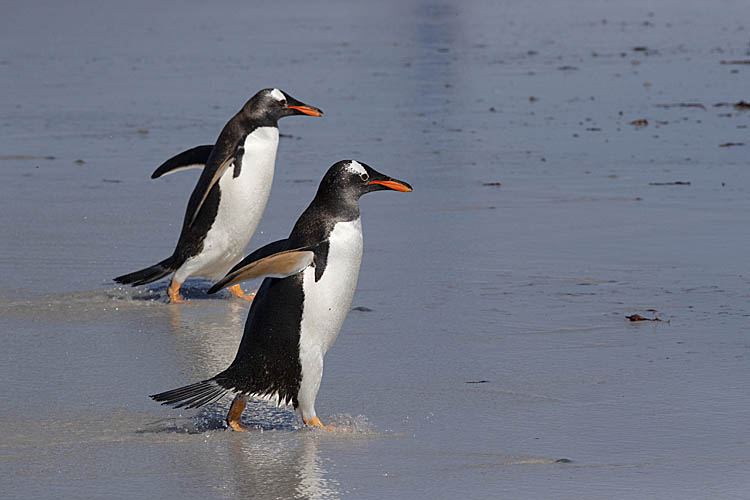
[150, 379, 230, 409]
[113, 257, 177, 286]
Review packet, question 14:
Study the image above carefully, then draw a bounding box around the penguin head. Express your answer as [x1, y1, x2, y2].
[242, 88, 323, 122]
[322, 160, 413, 202]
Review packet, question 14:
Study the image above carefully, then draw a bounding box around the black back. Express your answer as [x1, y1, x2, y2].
[214, 273, 306, 406]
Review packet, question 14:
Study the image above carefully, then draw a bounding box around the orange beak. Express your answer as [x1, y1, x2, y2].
[368, 180, 413, 192]
[287, 105, 323, 117]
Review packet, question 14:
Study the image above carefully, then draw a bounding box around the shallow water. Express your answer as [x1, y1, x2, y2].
[2, 1, 750, 498]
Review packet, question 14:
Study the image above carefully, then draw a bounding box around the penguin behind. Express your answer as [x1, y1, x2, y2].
[114, 88, 323, 302]
[151, 160, 412, 430]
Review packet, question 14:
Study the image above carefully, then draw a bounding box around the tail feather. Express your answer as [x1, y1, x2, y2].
[150, 380, 230, 409]
[114, 257, 176, 286]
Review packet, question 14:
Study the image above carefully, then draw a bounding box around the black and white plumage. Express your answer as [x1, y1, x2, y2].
[151, 160, 412, 430]
[114, 88, 323, 302]
[150, 145, 214, 179]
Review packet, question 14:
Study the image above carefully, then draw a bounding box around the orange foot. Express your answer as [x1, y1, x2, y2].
[228, 420, 252, 432]
[304, 416, 334, 431]
[227, 395, 252, 431]
[168, 280, 186, 303]
[229, 284, 256, 302]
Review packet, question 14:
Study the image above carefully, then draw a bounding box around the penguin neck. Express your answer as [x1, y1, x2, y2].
[240, 112, 278, 131]
[291, 192, 360, 246]
[310, 190, 360, 223]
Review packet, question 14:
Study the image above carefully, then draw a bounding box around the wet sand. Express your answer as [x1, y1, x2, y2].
[1, 1, 749, 498]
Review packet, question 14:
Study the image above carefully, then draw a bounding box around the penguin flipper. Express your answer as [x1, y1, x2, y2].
[187, 140, 241, 226]
[208, 245, 315, 294]
[151, 145, 213, 179]
[227, 238, 291, 275]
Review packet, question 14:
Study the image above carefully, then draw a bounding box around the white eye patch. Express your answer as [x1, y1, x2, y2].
[345, 160, 367, 176]
[269, 88, 285, 102]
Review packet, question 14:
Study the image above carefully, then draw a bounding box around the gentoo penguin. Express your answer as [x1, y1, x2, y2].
[151, 160, 412, 430]
[114, 88, 323, 303]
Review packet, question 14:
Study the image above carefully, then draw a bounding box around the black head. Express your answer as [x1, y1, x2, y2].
[240, 88, 323, 124]
[315, 160, 412, 207]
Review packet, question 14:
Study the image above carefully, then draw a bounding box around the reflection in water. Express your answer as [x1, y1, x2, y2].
[223, 433, 339, 500]
[407, 2, 474, 177]
[166, 291, 247, 377]
[147, 422, 340, 499]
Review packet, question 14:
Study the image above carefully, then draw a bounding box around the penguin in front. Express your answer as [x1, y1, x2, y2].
[114, 88, 323, 303]
[150, 160, 412, 430]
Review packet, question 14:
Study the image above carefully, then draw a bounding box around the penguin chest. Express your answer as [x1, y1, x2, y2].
[299, 219, 363, 357]
[198, 127, 279, 275]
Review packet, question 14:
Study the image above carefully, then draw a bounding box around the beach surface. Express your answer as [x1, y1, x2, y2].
[1, 1, 749, 498]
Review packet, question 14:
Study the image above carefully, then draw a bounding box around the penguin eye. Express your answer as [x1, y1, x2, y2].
[360, 172, 369, 181]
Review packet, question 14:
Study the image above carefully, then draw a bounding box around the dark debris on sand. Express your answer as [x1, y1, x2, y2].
[626, 314, 662, 322]
[654, 103, 706, 110]
[649, 181, 691, 186]
[713, 101, 750, 110]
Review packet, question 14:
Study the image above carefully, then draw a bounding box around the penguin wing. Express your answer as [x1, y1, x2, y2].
[207, 239, 318, 294]
[226, 238, 292, 275]
[187, 139, 243, 226]
[151, 145, 213, 179]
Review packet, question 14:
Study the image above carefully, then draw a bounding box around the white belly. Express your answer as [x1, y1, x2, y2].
[296, 218, 363, 418]
[300, 218, 363, 353]
[177, 126, 279, 281]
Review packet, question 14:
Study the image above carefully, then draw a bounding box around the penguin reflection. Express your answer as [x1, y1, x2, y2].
[223, 433, 339, 500]
[166, 296, 246, 377]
